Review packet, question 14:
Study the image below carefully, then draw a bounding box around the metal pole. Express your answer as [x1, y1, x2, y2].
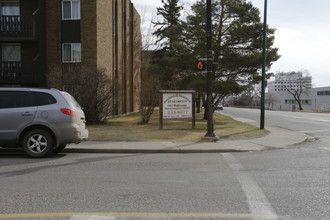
[260, 0, 267, 129]
[204, 0, 216, 138]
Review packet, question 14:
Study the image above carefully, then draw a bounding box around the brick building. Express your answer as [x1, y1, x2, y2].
[0, 0, 141, 115]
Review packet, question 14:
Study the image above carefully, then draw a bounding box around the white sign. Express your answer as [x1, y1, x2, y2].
[163, 93, 193, 119]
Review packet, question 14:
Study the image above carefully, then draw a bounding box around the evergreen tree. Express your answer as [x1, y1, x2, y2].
[153, 0, 183, 49]
[182, 0, 280, 111]
[150, 0, 280, 113]
[151, 0, 193, 89]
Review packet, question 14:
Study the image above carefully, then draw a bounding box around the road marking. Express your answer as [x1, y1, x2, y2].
[300, 129, 330, 133]
[320, 147, 330, 151]
[70, 215, 115, 220]
[279, 114, 330, 123]
[223, 153, 278, 220]
[0, 212, 279, 219]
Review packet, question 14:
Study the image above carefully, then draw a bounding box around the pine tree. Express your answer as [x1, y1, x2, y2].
[182, 0, 280, 111]
[153, 0, 183, 49]
[151, 0, 193, 89]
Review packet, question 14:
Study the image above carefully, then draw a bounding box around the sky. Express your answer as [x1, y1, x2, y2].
[131, 0, 330, 88]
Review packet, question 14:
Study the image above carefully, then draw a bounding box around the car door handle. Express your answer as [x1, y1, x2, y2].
[22, 112, 33, 116]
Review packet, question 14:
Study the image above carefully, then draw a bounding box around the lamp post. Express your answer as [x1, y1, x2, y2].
[260, 0, 268, 129]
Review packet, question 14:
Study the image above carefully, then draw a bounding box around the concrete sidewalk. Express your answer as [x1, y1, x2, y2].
[65, 125, 310, 154]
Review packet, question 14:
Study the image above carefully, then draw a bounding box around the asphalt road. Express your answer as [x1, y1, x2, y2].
[221, 107, 330, 138]
[1, 108, 330, 220]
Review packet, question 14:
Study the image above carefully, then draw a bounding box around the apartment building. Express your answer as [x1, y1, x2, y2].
[0, 0, 141, 115]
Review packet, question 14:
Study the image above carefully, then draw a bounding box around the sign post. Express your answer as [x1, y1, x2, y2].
[160, 90, 196, 129]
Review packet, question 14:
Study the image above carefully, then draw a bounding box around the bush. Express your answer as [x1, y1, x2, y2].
[47, 65, 113, 124]
[139, 71, 161, 124]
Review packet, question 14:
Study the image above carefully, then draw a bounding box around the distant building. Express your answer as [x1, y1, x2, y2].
[268, 72, 312, 92]
[0, 0, 141, 115]
[266, 72, 330, 111]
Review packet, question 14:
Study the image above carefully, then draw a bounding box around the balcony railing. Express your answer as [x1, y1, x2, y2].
[0, 15, 36, 39]
[0, 61, 39, 84]
[1, 61, 21, 76]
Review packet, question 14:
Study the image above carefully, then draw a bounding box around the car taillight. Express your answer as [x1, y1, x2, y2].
[60, 108, 78, 116]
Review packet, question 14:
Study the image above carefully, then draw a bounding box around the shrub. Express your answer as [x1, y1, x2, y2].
[47, 65, 113, 124]
[139, 71, 161, 124]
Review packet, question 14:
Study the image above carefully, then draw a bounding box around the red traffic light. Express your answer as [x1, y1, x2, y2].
[195, 59, 206, 71]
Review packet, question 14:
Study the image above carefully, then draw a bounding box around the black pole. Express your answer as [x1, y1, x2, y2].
[260, 0, 267, 129]
[204, 0, 216, 138]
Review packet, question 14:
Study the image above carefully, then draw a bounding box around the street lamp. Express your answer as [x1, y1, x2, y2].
[260, 0, 268, 129]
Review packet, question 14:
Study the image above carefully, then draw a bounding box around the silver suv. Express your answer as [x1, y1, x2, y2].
[0, 88, 88, 158]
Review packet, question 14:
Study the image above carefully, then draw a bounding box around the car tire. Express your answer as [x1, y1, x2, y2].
[53, 144, 67, 154]
[22, 129, 54, 158]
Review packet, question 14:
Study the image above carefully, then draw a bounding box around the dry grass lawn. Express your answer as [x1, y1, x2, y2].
[87, 111, 268, 143]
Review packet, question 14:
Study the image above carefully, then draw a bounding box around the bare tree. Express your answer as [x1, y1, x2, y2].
[266, 93, 278, 109]
[138, 7, 163, 124]
[139, 71, 161, 124]
[234, 84, 261, 107]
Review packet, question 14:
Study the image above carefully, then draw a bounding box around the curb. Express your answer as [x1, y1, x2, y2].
[63, 148, 248, 154]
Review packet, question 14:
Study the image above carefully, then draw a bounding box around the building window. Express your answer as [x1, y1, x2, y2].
[62, 43, 81, 63]
[301, 100, 312, 105]
[62, 0, 80, 20]
[317, 90, 330, 96]
[285, 100, 295, 104]
[0, 1, 20, 16]
[1, 43, 21, 76]
[1, 43, 20, 61]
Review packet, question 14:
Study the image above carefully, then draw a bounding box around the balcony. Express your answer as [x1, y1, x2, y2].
[0, 61, 41, 84]
[0, 13, 39, 40]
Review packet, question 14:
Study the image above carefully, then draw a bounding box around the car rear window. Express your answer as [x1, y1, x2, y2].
[61, 92, 81, 108]
[31, 92, 57, 106]
[0, 91, 34, 109]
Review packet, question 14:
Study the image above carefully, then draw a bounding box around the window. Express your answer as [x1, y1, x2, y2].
[0, 1, 19, 16]
[31, 92, 57, 106]
[62, 43, 81, 62]
[285, 100, 296, 104]
[0, 91, 34, 109]
[1, 44, 21, 76]
[301, 100, 312, 105]
[61, 92, 81, 108]
[1, 43, 21, 61]
[62, 0, 80, 19]
[317, 90, 330, 96]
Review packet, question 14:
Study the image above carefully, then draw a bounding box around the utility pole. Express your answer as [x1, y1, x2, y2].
[260, 0, 268, 130]
[204, 0, 218, 140]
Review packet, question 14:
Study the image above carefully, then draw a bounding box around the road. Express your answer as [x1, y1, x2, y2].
[222, 107, 330, 139]
[1, 108, 330, 220]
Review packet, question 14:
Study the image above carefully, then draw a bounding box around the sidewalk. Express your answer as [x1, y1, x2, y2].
[65, 125, 309, 154]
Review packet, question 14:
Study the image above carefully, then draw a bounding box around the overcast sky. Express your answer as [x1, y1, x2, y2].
[131, 0, 330, 88]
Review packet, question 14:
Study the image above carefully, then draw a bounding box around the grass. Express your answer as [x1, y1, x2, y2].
[87, 110, 269, 143]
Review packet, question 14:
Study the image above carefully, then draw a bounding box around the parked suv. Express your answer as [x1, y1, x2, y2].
[0, 88, 88, 158]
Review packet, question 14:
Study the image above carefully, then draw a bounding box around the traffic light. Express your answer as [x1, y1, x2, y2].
[195, 59, 206, 71]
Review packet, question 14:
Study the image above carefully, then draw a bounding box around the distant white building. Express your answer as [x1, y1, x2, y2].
[268, 72, 312, 92]
[266, 72, 330, 111]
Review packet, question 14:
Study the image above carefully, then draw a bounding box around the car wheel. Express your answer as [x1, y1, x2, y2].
[22, 129, 54, 158]
[53, 144, 67, 154]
